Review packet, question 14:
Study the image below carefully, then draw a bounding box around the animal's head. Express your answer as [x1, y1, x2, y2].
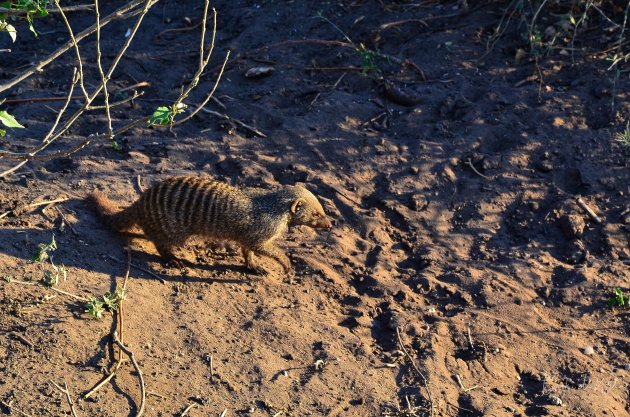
[289, 185, 332, 229]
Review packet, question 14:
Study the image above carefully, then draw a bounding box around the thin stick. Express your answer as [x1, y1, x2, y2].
[53, 0, 89, 100]
[113, 331, 146, 417]
[180, 402, 197, 417]
[209, 354, 214, 383]
[82, 361, 124, 399]
[0, 400, 34, 417]
[396, 327, 434, 417]
[309, 72, 347, 108]
[0, 197, 70, 220]
[200, 108, 266, 138]
[94, 0, 113, 137]
[49, 286, 90, 302]
[1, 96, 83, 104]
[0, 0, 151, 94]
[50, 380, 80, 417]
[466, 327, 475, 352]
[55, 206, 79, 236]
[465, 158, 489, 179]
[0, 4, 93, 15]
[172, 5, 231, 126]
[118, 245, 132, 353]
[576, 197, 603, 224]
[106, 254, 166, 283]
[0, 1, 156, 176]
[0, 70, 77, 178]
[10, 332, 34, 348]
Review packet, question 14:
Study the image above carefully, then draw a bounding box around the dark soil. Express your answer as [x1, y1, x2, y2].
[1, 1, 628, 416]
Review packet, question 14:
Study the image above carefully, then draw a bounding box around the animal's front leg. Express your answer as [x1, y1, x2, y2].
[254, 242, 291, 273]
[241, 246, 267, 275]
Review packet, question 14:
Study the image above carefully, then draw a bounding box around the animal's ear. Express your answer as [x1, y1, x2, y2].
[291, 198, 305, 214]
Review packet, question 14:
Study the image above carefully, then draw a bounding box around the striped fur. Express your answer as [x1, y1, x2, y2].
[87, 176, 331, 272]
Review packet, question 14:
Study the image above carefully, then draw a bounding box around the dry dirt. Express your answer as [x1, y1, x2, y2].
[1, 1, 629, 416]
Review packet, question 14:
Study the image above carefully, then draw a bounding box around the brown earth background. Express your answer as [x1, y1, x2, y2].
[0, 1, 629, 416]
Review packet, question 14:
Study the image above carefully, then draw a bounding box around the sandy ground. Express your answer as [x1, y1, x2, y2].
[1, 1, 629, 416]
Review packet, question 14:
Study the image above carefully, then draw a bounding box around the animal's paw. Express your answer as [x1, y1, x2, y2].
[166, 258, 186, 269]
[247, 264, 269, 276]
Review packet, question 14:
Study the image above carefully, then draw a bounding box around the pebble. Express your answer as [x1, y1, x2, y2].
[583, 345, 595, 355]
[548, 395, 563, 406]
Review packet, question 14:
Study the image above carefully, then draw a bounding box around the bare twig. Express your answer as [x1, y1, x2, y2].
[465, 158, 489, 179]
[0, 197, 70, 220]
[0, 0, 154, 94]
[82, 361, 124, 399]
[1, 96, 83, 104]
[396, 327, 434, 417]
[0, 4, 93, 15]
[10, 332, 34, 348]
[84, 246, 133, 399]
[576, 197, 603, 224]
[0, 69, 78, 178]
[94, 0, 113, 137]
[309, 72, 347, 108]
[179, 402, 197, 417]
[113, 331, 146, 417]
[50, 380, 80, 417]
[0, 400, 34, 417]
[200, 108, 266, 138]
[106, 254, 166, 283]
[172, 4, 231, 126]
[55, 206, 79, 236]
[53, 0, 89, 100]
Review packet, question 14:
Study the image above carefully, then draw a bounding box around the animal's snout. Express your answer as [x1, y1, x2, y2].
[318, 218, 333, 229]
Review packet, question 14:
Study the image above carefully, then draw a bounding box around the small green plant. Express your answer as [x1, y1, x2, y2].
[31, 235, 66, 287]
[0, 0, 50, 40]
[148, 103, 187, 126]
[111, 139, 122, 151]
[85, 288, 126, 318]
[0, 109, 25, 137]
[614, 122, 630, 152]
[85, 297, 105, 318]
[608, 288, 629, 308]
[355, 43, 380, 74]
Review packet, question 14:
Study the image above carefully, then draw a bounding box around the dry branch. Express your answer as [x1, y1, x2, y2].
[50, 380, 80, 417]
[113, 331, 146, 417]
[396, 327, 434, 417]
[0, 0, 154, 94]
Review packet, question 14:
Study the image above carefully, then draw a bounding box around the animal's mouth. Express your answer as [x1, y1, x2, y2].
[315, 219, 333, 229]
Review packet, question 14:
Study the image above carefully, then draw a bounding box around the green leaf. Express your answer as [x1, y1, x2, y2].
[85, 297, 105, 319]
[0, 128, 5, 137]
[0, 110, 25, 128]
[569, 15, 576, 26]
[148, 106, 171, 126]
[0, 20, 16, 42]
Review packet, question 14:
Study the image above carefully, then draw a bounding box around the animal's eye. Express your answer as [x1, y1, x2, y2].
[312, 212, 320, 218]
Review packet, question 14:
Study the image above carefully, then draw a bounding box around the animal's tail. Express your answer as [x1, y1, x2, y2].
[86, 191, 138, 232]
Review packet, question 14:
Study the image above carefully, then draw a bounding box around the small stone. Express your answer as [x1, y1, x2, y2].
[548, 395, 562, 406]
[409, 194, 428, 211]
[624, 363, 630, 371]
[536, 160, 554, 172]
[409, 166, 419, 175]
[583, 345, 595, 355]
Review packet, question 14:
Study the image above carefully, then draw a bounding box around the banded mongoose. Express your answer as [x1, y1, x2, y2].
[87, 176, 332, 272]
